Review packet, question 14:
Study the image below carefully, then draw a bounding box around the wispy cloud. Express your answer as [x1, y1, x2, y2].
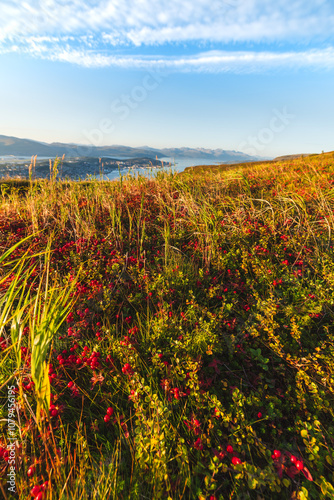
[1, 0, 334, 71]
[2, 39, 334, 73]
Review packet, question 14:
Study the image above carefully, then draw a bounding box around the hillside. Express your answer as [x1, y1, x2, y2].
[1, 152, 334, 500]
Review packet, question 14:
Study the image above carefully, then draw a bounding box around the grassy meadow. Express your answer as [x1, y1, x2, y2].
[1, 153, 334, 499]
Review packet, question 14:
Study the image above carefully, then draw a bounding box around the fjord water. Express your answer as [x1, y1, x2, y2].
[105, 157, 224, 180]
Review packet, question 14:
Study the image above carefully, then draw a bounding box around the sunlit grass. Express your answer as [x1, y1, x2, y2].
[1, 153, 334, 499]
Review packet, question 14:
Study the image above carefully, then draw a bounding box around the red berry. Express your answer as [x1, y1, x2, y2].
[30, 485, 41, 496]
[232, 456, 242, 465]
[226, 445, 233, 454]
[107, 407, 114, 416]
[35, 492, 44, 500]
[27, 466, 35, 477]
[67, 381, 74, 388]
[290, 455, 297, 464]
[296, 460, 304, 470]
[104, 415, 110, 423]
[122, 363, 133, 375]
[272, 450, 281, 459]
[257, 412, 262, 418]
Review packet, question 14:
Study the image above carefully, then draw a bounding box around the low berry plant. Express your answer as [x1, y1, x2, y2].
[1, 153, 334, 499]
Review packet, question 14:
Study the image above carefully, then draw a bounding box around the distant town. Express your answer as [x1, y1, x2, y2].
[0, 156, 171, 180]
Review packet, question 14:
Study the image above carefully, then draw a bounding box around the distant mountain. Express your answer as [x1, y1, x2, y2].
[160, 147, 263, 161]
[0, 135, 59, 157]
[0, 135, 164, 159]
[0, 134, 262, 163]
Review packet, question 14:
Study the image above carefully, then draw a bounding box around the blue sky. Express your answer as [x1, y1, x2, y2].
[1, 0, 334, 157]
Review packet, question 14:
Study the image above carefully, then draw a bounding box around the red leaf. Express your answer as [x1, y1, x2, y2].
[273, 461, 285, 478]
[286, 465, 299, 479]
[90, 372, 104, 389]
[277, 466, 284, 478]
[302, 467, 313, 481]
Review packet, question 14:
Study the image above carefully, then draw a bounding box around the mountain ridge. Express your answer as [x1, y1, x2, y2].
[0, 134, 265, 163]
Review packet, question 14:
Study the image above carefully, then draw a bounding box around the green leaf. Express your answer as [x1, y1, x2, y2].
[248, 478, 258, 489]
[321, 482, 327, 495]
[298, 487, 309, 499]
